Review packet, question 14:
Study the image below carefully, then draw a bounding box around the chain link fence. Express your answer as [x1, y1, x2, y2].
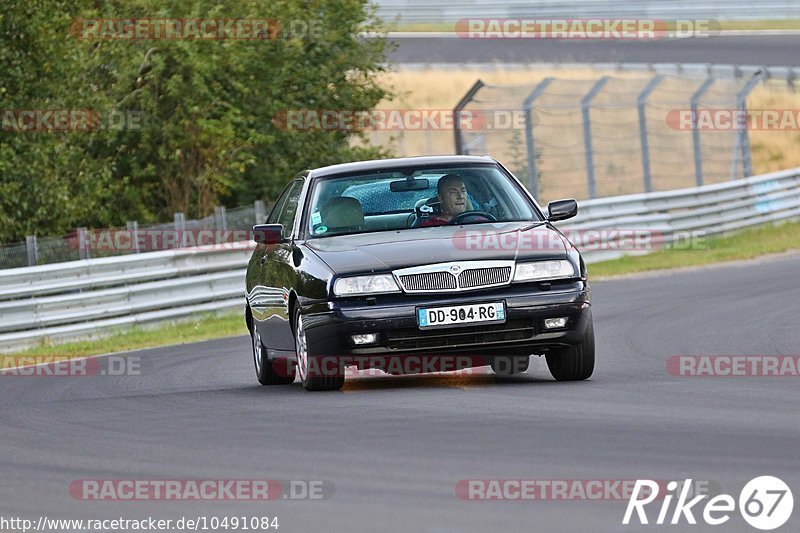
[0, 201, 269, 270]
[452, 66, 800, 202]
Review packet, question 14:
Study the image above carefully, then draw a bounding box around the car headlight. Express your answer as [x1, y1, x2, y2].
[513, 260, 575, 282]
[333, 274, 401, 296]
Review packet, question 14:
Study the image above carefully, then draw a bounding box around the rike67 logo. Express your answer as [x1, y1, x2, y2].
[624, 476, 793, 530]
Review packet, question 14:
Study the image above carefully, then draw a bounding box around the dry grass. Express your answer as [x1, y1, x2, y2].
[748, 83, 800, 175]
[368, 66, 800, 201]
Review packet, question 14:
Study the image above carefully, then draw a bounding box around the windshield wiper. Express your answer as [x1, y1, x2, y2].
[517, 220, 549, 232]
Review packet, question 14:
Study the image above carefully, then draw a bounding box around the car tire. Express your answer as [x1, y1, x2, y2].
[251, 326, 295, 385]
[545, 317, 595, 381]
[294, 309, 345, 391]
[490, 356, 531, 375]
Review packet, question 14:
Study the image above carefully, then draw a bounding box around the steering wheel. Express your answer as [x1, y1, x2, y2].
[449, 210, 497, 225]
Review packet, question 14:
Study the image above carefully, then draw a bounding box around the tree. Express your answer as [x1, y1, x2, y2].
[0, 0, 392, 242]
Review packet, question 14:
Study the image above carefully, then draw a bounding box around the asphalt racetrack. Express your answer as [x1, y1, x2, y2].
[388, 34, 800, 66]
[1, 252, 799, 532]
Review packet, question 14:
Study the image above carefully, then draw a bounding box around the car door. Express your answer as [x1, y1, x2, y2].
[252, 179, 304, 355]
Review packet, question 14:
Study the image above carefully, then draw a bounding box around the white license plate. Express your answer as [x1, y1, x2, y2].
[417, 302, 505, 329]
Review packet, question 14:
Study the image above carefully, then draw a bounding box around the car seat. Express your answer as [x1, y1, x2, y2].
[319, 197, 365, 233]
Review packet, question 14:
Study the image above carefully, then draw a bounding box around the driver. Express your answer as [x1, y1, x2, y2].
[416, 173, 471, 227]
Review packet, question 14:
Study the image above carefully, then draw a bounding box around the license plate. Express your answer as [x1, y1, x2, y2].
[417, 302, 505, 329]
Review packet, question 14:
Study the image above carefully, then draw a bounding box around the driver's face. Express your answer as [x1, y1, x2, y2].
[440, 180, 467, 218]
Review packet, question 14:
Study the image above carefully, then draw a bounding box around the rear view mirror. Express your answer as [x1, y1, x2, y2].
[547, 199, 578, 221]
[253, 224, 285, 244]
[390, 177, 429, 192]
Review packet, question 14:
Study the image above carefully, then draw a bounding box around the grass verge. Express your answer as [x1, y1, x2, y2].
[589, 220, 800, 278]
[2, 312, 247, 365]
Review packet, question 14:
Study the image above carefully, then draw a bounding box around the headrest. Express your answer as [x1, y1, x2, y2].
[320, 196, 364, 229]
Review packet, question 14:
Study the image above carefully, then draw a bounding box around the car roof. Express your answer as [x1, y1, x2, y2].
[306, 155, 498, 178]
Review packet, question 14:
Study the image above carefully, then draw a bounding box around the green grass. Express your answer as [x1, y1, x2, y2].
[716, 19, 800, 31]
[2, 312, 247, 366]
[3, 220, 798, 362]
[388, 20, 800, 32]
[589, 220, 800, 278]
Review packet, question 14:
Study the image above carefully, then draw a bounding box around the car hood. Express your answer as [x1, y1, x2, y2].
[303, 222, 569, 275]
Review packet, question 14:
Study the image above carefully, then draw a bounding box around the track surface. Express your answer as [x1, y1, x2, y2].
[1, 253, 799, 532]
[388, 34, 800, 66]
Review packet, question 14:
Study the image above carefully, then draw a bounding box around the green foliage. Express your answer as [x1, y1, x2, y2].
[0, 0, 392, 242]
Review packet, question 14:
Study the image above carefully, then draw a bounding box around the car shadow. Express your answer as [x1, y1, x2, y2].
[340, 370, 557, 391]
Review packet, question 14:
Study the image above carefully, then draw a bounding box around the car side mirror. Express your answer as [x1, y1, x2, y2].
[547, 199, 578, 221]
[253, 224, 286, 244]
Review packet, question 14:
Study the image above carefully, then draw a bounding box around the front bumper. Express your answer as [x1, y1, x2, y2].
[301, 281, 591, 359]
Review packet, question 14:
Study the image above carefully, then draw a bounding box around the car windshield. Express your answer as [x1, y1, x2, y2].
[305, 164, 540, 237]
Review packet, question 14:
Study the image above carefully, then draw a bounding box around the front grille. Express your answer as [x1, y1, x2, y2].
[399, 271, 457, 291]
[386, 319, 534, 351]
[458, 266, 512, 289]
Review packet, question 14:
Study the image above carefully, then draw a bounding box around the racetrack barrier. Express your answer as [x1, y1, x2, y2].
[0, 166, 797, 351]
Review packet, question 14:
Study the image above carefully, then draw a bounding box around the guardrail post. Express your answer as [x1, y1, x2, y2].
[254, 200, 266, 224]
[732, 70, 765, 180]
[173, 212, 186, 248]
[637, 74, 663, 193]
[77, 227, 90, 259]
[690, 76, 715, 186]
[581, 76, 610, 199]
[523, 77, 553, 198]
[25, 235, 39, 266]
[453, 79, 485, 154]
[127, 221, 140, 253]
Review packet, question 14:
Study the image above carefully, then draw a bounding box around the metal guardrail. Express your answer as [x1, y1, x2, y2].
[374, 0, 800, 23]
[0, 167, 798, 352]
[0, 244, 252, 351]
[560, 167, 800, 261]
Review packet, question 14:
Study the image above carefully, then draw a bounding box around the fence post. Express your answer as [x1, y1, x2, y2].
[732, 70, 765, 180]
[77, 227, 90, 259]
[173, 212, 186, 248]
[691, 76, 715, 186]
[581, 76, 610, 199]
[214, 206, 228, 232]
[25, 235, 39, 266]
[523, 77, 553, 199]
[637, 74, 663, 193]
[255, 200, 266, 224]
[127, 221, 140, 253]
[453, 79, 485, 154]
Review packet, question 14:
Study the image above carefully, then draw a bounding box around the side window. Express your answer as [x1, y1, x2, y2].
[266, 185, 291, 224]
[276, 181, 304, 238]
